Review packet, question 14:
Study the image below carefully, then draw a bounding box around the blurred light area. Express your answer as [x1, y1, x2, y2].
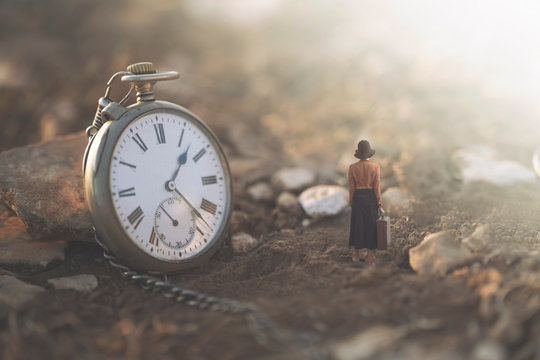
[185, 0, 284, 24]
[186, 0, 540, 111]
[385, 0, 540, 103]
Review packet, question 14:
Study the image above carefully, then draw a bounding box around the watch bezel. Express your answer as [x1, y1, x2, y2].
[84, 100, 233, 274]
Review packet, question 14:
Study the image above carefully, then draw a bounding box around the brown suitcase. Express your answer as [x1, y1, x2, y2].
[376, 216, 391, 250]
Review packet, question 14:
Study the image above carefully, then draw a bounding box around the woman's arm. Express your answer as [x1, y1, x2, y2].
[348, 166, 355, 205]
[373, 165, 382, 208]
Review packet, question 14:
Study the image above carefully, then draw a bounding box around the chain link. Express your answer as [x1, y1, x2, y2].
[94, 231, 256, 312]
[93, 230, 315, 352]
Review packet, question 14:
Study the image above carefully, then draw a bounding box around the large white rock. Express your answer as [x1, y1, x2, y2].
[381, 187, 414, 211]
[453, 146, 536, 186]
[409, 231, 475, 275]
[271, 167, 315, 191]
[299, 185, 349, 218]
[230, 232, 259, 253]
[48, 274, 98, 292]
[0, 275, 44, 310]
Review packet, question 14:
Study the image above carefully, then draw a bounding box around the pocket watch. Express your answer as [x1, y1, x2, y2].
[83, 62, 232, 274]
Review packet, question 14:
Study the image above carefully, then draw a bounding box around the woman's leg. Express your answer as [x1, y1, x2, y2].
[352, 248, 360, 262]
[366, 249, 375, 265]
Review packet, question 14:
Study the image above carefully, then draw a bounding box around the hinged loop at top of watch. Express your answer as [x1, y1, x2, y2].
[85, 71, 132, 138]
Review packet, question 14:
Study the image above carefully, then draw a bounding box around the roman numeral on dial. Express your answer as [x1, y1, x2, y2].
[154, 123, 166, 144]
[149, 227, 159, 246]
[201, 175, 217, 185]
[200, 198, 217, 215]
[133, 133, 148, 152]
[127, 206, 144, 229]
[193, 148, 206, 162]
[118, 187, 136, 197]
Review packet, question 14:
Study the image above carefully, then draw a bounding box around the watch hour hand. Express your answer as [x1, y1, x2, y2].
[170, 144, 190, 181]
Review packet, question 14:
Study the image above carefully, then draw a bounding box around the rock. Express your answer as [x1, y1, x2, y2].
[462, 224, 492, 252]
[453, 146, 536, 186]
[276, 191, 300, 210]
[0, 275, 44, 310]
[331, 325, 408, 360]
[299, 185, 348, 218]
[381, 187, 414, 212]
[0, 206, 67, 271]
[271, 167, 315, 191]
[0, 132, 92, 241]
[229, 211, 250, 234]
[228, 157, 274, 186]
[409, 231, 475, 275]
[317, 167, 345, 186]
[273, 192, 303, 230]
[398, 341, 464, 360]
[533, 146, 540, 177]
[230, 232, 259, 253]
[48, 274, 98, 292]
[471, 340, 507, 360]
[40, 99, 79, 141]
[489, 309, 524, 346]
[247, 182, 274, 201]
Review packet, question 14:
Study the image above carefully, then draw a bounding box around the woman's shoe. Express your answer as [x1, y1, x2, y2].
[352, 249, 361, 262]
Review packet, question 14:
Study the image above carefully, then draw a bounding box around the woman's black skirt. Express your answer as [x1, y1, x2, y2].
[349, 189, 378, 250]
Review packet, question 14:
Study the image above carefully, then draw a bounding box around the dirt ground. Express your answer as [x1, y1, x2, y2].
[1, 173, 539, 359]
[1, 1, 540, 359]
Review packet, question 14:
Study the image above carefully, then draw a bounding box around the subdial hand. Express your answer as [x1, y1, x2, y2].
[170, 145, 190, 182]
[160, 204, 179, 227]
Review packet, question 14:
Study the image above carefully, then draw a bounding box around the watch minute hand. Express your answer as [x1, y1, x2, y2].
[172, 187, 212, 229]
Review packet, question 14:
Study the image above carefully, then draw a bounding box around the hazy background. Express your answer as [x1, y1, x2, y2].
[1, 0, 539, 170]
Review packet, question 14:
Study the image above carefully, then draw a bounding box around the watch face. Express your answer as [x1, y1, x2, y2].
[108, 109, 230, 262]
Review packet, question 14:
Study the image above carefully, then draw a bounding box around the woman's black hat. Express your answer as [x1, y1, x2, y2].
[354, 140, 376, 159]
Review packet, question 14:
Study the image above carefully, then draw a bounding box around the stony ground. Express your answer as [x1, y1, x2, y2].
[0, 129, 539, 360]
[1, 1, 540, 359]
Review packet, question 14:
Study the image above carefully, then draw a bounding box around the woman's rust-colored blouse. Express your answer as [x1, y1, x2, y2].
[347, 160, 382, 207]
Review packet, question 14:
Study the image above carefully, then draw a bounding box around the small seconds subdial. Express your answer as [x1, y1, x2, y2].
[154, 197, 196, 249]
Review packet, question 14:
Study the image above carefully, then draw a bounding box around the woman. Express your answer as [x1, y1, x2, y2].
[348, 140, 384, 265]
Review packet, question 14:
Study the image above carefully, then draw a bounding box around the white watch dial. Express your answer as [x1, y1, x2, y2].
[109, 110, 229, 261]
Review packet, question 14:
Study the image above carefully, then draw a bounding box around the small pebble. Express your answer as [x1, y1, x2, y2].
[48, 274, 98, 292]
[247, 182, 274, 201]
[231, 232, 259, 253]
[272, 167, 315, 191]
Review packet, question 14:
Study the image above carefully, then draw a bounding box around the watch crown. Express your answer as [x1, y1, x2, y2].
[127, 62, 156, 75]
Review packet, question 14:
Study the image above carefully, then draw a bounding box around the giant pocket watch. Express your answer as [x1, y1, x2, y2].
[83, 62, 232, 274]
